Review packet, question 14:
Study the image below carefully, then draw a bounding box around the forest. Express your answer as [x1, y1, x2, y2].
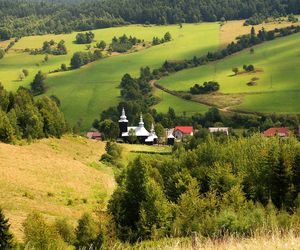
[0, 84, 67, 143]
[0, 0, 300, 39]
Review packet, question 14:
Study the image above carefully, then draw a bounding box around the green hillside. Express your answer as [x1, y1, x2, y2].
[0, 23, 219, 129]
[157, 32, 300, 114]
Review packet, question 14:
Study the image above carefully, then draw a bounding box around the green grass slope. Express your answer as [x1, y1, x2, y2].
[0, 23, 220, 129]
[158, 32, 300, 114]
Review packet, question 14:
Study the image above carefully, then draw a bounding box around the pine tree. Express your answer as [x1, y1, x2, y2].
[0, 208, 14, 250]
[30, 71, 46, 95]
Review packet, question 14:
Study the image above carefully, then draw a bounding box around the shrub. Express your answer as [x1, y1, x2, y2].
[55, 218, 75, 245]
[190, 81, 220, 94]
[23, 212, 66, 249]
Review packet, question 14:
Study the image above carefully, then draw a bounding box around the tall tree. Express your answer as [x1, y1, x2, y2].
[30, 71, 47, 95]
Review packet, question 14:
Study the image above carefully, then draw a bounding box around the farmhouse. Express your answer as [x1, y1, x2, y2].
[209, 127, 229, 136]
[86, 131, 102, 140]
[173, 126, 193, 140]
[263, 127, 290, 137]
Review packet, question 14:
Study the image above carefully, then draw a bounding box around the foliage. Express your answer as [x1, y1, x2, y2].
[30, 71, 47, 95]
[108, 135, 300, 243]
[55, 218, 75, 245]
[0, 0, 299, 39]
[70, 50, 102, 69]
[30, 40, 67, 55]
[75, 213, 103, 249]
[110, 34, 142, 53]
[0, 48, 4, 60]
[0, 85, 67, 143]
[23, 212, 66, 249]
[0, 208, 14, 249]
[75, 32, 95, 44]
[152, 32, 172, 45]
[101, 141, 123, 167]
[96, 40, 106, 50]
[190, 81, 220, 94]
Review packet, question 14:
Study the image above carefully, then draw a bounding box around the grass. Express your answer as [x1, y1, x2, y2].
[157, 20, 300, 114]
[0, 135, 172, 241]
[0, 135, 115, 240]
[121, 143, 172, 164]
[115, 231, 300, 249]
[0, 23, 220, 130]
[153, 87, 209, 115]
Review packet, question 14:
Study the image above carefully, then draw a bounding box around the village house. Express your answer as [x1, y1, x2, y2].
[263, 127, 290, 137]
[86, 131, 102, 141]
[173, 126, 193, 140]
[209, 127, 229, 136]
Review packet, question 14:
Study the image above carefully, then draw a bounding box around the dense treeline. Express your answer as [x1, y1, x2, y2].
[108, 135, 300, 242]
[0, 0, 300, 39]
[0, 84, 67, 143]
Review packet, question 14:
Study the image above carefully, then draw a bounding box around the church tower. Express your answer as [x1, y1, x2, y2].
[119, 108, 128, 137]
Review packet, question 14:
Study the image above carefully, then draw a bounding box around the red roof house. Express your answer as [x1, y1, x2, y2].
[173, 126, 193, 139]
[263, 127, 290, 138]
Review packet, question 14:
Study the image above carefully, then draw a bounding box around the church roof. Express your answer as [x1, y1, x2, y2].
[121, 126, 150, 137]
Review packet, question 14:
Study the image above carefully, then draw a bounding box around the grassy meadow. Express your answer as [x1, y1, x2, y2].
[158, 26, 300, 113]
[1, 19, 299, 129]
[0, 23, 219, 129]
[0, 135, 172, 240]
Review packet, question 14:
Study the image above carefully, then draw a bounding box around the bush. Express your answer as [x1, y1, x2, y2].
[75, 32, 95, 44]
[55, 218, 75, 245]
[75, 213, 103, 249]
[23, 212, 66, 249]
[190, 81, 220, 94]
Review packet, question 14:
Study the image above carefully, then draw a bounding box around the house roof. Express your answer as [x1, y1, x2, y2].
[263, 127, 290, 137]
[174, 126, 193, 134]
[87, 132, 101, 139]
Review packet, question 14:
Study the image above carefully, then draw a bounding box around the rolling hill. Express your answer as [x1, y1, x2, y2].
[0, 19, 299, 130]
[0, 135, 171, 241]
[0, 23, 219, 129]
[157, 20, 300, 114]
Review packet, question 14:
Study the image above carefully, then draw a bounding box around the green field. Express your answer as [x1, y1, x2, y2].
[158, 32, 300, 113]
[153, 87, 209, 115]
[0, 23, 219, 129]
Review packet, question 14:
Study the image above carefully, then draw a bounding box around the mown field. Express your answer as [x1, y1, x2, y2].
[0, 23, 219, 129]
[157, 20, 300, 114]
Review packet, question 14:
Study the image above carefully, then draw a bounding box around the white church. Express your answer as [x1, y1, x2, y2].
[118, 108, 158, 144]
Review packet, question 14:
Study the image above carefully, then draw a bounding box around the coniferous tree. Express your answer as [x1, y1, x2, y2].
[0, 208, 14, 250]
[30, 71, 46, 95]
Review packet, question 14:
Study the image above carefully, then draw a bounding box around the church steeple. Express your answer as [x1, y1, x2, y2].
[139, 113, 144, 127]
[119, 108, 128, 137]
[119, 108, 128, 122]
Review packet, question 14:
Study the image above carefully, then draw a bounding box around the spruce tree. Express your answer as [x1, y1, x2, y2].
[0, 208, 14, 250]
